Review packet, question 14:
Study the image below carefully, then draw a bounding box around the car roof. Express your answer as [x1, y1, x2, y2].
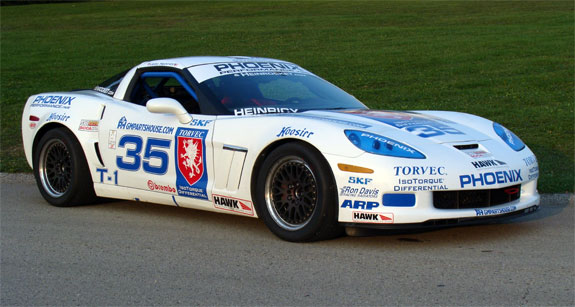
[136, 56, 290, 70]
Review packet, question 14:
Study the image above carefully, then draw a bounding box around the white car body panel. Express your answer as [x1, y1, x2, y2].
[22, 56, 540, 230]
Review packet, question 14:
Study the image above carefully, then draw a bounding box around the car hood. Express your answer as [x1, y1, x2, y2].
[304, 109, 493, 144]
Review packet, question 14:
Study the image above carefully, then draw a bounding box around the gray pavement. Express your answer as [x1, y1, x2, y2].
[1, 174, 573, 306]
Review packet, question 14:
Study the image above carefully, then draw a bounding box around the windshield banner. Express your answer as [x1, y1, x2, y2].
[188, 61, 312, 83]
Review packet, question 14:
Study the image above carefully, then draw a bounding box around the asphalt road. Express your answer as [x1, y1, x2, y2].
[1, 174, 573, 306]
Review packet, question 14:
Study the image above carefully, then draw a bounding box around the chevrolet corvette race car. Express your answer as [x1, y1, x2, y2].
[21, 56, 540, 241]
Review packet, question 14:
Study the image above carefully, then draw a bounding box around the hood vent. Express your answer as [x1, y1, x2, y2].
[454, 144, 478, 150]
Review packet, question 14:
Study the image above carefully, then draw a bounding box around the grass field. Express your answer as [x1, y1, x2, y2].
[1, 1, 573, 193]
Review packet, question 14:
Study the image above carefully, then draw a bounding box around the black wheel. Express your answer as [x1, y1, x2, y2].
[33, 128, 97, 207]
[255, 143, 343, 242]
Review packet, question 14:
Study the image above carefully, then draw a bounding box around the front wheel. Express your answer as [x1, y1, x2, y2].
[33, 128, 97, 206]
[255, 143, 343, 242]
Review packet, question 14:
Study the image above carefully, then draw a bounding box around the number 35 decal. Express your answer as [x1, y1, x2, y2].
[116, 135, 171, 174]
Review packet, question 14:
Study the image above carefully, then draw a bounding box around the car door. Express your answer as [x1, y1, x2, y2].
[97, 69, 215, 207]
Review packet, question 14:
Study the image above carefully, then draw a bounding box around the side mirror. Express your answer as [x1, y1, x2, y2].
[146, 98, 192, 124]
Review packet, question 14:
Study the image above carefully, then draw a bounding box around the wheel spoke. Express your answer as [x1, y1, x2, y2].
[266, 159, 318, 229]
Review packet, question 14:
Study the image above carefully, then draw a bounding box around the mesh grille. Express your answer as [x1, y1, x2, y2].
[433, 184, 521, 209]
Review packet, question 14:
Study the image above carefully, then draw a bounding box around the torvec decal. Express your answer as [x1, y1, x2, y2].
[175, 128, 209, 200]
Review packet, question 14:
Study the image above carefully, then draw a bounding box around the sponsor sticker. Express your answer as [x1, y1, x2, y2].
[117, 116, 174, 135]
[475, 205, 517, 216]
[189, 61, 311, 83]
[175, 128, 209, 200]
[341, 200, 380, 210]
[147, 180, 176, 194]
[213, 194, 254, 216]
[234, 107, 298, 116]
[471, 159, 506, 169]
[339, 186, 380, 198]
[47, 112, 70, 122]
[79, 119, 99, 131]
[30, 95, 75, 109]
[352, 211, 394, 224]
[108, 130, 117, 149]
[276, 126, 314, 138]
[393, 166, 448, 192]
[459, 169, 523, 188]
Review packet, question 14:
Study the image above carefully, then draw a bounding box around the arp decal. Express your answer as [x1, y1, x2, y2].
[341, 200, 380, 210]
[352, 211, 394, 224]
[175, 128, 208, 200]
[213, 195, 254, 216]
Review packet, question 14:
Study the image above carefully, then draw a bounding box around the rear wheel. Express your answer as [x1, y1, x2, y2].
[255, 143, 343, 242]
[33, 128, 97, 206]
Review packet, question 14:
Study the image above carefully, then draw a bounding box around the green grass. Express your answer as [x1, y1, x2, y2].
[1, 1, 573, 193]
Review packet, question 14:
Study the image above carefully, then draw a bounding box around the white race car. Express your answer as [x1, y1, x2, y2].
[21, 56, 540, 241]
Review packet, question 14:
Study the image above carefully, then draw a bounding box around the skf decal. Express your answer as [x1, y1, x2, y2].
[213, 195, 254, 216]
[341, 200, 380, 210]
[459, 169, 523, 188]
[352, 211, 394, 224]
[175, 128, 208, 200]
[348, 176, 373, 185]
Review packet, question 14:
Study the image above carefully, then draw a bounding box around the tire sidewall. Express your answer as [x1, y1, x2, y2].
[33, 128, 95, 206]
[255, 142, 340, 242]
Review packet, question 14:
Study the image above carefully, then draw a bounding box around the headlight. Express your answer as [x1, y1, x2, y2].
[493, 122, 525, 151]
[345, 130, 425, 159]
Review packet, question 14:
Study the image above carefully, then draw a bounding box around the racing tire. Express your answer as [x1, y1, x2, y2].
[255, 143, 343, 242]
[33, 128, 98, 207]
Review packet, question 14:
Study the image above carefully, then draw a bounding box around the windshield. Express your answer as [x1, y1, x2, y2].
[189, 62, 367, 116]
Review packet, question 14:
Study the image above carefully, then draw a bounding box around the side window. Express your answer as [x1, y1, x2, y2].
[130, 72, 200, 114]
